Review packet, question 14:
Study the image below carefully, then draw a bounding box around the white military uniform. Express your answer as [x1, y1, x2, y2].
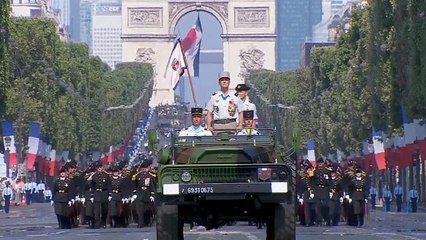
[206, 91, 243, 121]
[179, 126, 213, 136]
[236, 128, 260, 135]
[240, 97, 258, 119]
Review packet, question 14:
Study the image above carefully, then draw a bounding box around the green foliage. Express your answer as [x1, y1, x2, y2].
[249, 2, 426, 156]
[2, 17, 153, 156]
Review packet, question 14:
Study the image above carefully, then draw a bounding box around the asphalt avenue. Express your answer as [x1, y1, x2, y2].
[1, 203, 426, 240]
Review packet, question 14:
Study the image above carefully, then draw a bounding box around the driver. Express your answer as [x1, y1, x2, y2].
[236, 110, 260, 135]
[179, 107, 213, 136]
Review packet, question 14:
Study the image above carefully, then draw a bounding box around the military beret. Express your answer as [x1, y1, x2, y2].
[316, 157, 324, 163]
[191, 107, 203, 116]
[59, 166, 67, 173]
[235, 84, 251, 92]
[243, 110, 254, 120]
[140, 161, 151, 168]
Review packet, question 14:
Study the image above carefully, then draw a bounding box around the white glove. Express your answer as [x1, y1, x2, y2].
[81, 198, 86, 205]
[345, 195, 350, 200]
[339, 197, 343, 203]
[133, 194, 137, 200]
[68, 201, 72, 207]
[298, 198, 304, 204]
[108, 196, 112, 201]
[75, 196, 80, 202]
[309, 193, 314, 199]
[122, 198, 126, 204]
[90, 197, 94, 203]
[125, 198, 129, 204]
[329, 192, 333, 199]
[348, 198, 352, 204]
[71, 199, 75, 205]
[50, 200, 54, 206]
[150, 196, 154, 202]
[365, 199, 368, 203]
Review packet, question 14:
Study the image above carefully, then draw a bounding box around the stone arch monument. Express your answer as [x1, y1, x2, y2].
[122, 0, 276, 106]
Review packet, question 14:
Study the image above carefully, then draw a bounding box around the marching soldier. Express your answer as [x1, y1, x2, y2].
[68, 161, 84, 227]
[313, 158, 331, 226]
[179, 107, 213, 136]
[349, 168, 367, 227]
[83, 163, 96, 228]
[132, 161, 156, 228]
[109, 166, 124, 227]
[52, 167, 73, 229]
[299, 160, 315, 227]
[328, 167, 343, 226]
[342, 161, 356, 226]
[91, 161, 111, 229]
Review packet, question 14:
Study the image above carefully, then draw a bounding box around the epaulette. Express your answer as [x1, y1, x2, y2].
[326, 167, 333, 171]
[148, 172, 156, 178]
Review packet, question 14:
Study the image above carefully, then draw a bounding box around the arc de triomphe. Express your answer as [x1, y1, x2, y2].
[122, 0, 276, 107]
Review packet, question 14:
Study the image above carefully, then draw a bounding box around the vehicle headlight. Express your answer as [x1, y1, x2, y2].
[181, 171, 192, 182]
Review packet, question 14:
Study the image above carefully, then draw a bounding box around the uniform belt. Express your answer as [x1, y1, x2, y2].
[112, 190, 120, 193]
[317, 184, 325, 187]
[58, 190, 67, 193]
[214, 119, 236, 124]
[356, 189, 363, 192]
[96, 189, 107, 192]
[140, 187, 147, 190]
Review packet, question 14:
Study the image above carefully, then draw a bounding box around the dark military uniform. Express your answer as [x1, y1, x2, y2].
[109, 172, 124, 227]
[83, 170, 96, 228]
[328, 170, 343, 226]
[313, 159, 331, 226]
[68, 168, 83, 227]
[53, 173, 73, 229]
[349, 170, 367, 227]
[299, 166, 315, 226]
[133, 166, 155, 228]
[342, 166, 356, 226]
[91, 168, 111, 228]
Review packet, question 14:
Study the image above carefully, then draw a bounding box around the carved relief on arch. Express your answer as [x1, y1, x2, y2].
[135, 48, 156, 66]
[239, 47, 265, 76]
[168, 2, 228, 24]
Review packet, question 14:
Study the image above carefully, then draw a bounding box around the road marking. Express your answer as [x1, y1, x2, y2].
[374, 232, 425, 240]
[27, 234, 49, 237]
[242, 232, 261, 240]
[49, 230, 68, 235]
[77, 233, 101, 236]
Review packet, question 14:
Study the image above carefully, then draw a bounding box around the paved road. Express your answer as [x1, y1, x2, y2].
[1, 203, 426, 240]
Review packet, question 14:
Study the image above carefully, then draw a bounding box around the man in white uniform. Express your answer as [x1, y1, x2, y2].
[179, 108, 213, 136]
[206, 71, 244, 132]
[235, 84, 258, 128]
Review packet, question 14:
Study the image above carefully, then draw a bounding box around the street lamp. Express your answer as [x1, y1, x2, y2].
[4, 136, 11, 178]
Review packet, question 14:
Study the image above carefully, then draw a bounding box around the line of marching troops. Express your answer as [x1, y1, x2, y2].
[51, 157, 157, 229]
[297, 158, 369, 228]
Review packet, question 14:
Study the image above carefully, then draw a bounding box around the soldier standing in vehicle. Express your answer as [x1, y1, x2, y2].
[235, 84, 258, 128]
[313, 158, 331, 226]
[132, 161, 155, 228]
[236, 110, 260, 135]
[52, 167, 73, 229]
[350, 168, 367, 228]
[205, 71, 244, 132]
[91, 161, 111, 229]
[179, 107, 213, 136]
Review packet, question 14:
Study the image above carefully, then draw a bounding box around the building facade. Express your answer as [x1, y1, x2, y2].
[276, 0, 322, 71]
[91, 3, 122, 69]
[10, 0, 44, 18]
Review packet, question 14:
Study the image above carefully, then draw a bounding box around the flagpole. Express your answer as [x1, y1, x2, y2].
[178, 39, 198, 107]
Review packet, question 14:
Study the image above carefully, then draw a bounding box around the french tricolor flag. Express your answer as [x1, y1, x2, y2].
[1, 120, 17, 171]
[307, 139, 316, 167]
[181, 14, 203, 78]
[372, 130, 386, 170]
[27, 122, 41, 171]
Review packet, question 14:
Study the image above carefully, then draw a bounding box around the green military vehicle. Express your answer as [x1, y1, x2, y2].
[155, 129, 296, 240]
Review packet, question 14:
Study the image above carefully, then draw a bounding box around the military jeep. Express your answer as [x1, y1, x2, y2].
[155, 129, 296, 240]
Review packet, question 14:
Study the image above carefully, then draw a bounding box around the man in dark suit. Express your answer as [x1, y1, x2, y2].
[91, 161, 111, 228]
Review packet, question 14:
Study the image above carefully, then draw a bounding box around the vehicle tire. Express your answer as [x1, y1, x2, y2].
[266, 203, 296, 240]
[156, 204, 184, 240]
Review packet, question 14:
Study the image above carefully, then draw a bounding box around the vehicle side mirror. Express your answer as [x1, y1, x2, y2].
[158, 147, 171, 165]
